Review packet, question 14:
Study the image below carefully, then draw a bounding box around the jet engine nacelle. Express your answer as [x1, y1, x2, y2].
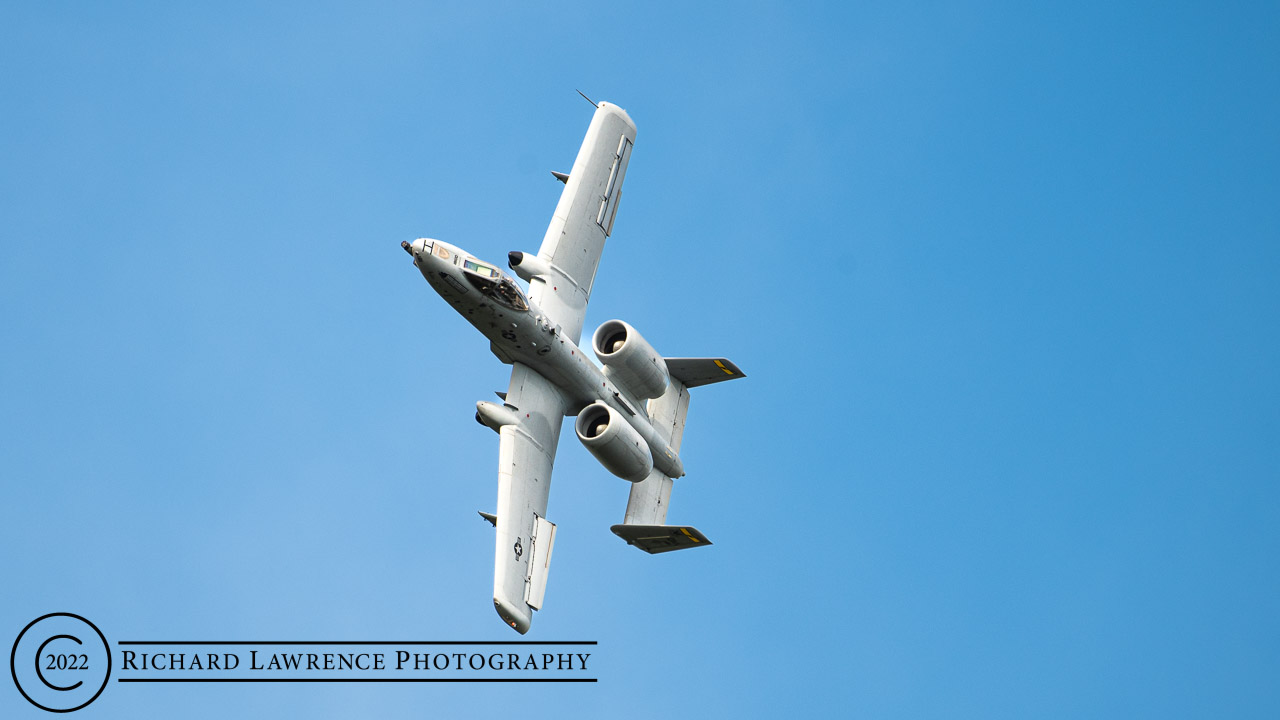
[575, 402, 653, 482]
[591, 320, 670, 400]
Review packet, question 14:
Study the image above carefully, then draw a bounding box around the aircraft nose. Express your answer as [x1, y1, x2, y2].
[402, 239, 428, 257]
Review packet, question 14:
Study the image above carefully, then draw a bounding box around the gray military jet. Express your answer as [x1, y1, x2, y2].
[402, 100, 744, 633]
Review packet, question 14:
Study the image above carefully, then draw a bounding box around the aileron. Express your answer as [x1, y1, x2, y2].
[530, 102, 637, 343]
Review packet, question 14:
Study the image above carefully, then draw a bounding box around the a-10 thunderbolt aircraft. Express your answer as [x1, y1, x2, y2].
[401, 99, 744, 633]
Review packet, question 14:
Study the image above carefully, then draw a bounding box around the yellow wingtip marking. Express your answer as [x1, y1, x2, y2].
[680, 527, 700, 543]
[713, 359, 734, 375]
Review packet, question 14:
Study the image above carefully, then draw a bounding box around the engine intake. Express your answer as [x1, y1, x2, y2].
[575, 402, 653, 482]
[591, 320, 670, 400]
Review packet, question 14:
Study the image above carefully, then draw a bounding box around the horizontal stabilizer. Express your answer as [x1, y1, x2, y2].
[664, 358, 745, 388]
[551, 171, 569, 184]
[478, 511, 497, 527]
[610, 524, 712, 554]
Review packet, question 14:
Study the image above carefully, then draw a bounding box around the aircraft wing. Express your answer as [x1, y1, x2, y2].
[492, 362, 569, 633]
[529, 102, 637, 344]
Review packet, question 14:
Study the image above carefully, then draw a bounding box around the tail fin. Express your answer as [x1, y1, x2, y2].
[610, 357, 744, 552]
[619, 377, 687, 529]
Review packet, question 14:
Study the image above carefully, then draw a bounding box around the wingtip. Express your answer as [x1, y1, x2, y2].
[494, 597, 532, 634]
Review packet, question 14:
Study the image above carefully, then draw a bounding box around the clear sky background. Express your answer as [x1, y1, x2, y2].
[3, 2, 1278, 717]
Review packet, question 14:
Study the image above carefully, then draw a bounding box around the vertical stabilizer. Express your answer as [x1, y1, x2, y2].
[612, 377, 712, 553]
[620, 378, 688, 526]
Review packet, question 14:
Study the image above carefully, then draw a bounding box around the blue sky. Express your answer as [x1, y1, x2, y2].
[3, 1, 1278, 717]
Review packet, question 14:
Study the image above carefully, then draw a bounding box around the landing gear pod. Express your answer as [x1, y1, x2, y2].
[476, 401, 520, 433]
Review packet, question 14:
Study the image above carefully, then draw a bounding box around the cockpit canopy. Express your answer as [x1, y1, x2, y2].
[463, 258, 499, 277]
[462, 257, 529, 311]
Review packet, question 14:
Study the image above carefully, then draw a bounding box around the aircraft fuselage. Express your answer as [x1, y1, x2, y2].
[406, 237, 683, 479]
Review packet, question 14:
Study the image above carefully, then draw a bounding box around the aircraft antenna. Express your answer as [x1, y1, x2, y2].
[576, 89, 599, 108]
